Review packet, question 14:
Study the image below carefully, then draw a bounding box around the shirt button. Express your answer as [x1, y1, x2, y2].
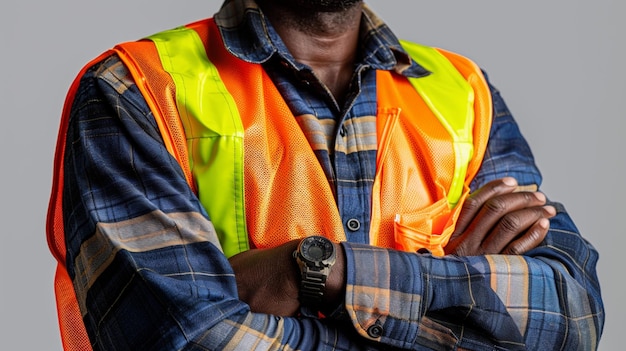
[339, 126, 347, 137]
[367, 322, 384, 338]
[346, 218, 361, 232]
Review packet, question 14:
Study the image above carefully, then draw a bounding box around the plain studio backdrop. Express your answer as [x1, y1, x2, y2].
[1, 1, 622, 350]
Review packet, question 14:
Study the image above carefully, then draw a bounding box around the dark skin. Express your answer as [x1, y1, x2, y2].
[230, 1, 557, 317]
[256, 0, 362, 103]
[444, 177, 555, 256]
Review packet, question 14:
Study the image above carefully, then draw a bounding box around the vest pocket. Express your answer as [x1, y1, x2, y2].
[393, 187, 469, 256]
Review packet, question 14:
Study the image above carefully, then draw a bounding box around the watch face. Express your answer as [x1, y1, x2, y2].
[301, 236, 334, 261]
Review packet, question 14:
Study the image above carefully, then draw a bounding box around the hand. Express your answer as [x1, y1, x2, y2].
[229, 239, 302, 316]
[444, 177, 556, 256]
[229, 239, 346, 317]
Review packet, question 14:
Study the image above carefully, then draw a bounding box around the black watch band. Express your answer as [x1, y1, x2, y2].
[299, 268, 328, 307]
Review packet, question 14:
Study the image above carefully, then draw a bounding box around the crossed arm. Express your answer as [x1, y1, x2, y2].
[231, 177, 557, 317]
[58, 58, 604, 350]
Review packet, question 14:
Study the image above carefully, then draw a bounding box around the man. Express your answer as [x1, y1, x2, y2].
[47, 0, 604, 350]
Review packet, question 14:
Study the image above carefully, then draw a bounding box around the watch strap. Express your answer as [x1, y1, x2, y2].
[299, 267, 328, 307]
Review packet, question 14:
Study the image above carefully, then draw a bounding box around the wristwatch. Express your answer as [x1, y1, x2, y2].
[293, 235, 337, 309]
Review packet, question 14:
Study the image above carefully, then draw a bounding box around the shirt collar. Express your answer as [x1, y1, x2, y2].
[214, 0, 429, 78]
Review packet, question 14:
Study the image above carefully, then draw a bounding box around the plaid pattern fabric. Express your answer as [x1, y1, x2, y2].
[58, 0, 604, 349]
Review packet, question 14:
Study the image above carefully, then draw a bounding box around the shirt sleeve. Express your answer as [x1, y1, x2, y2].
[60, 55, 389, 351]
[339, 71, 605, 350]
[61, 53, 604, 351]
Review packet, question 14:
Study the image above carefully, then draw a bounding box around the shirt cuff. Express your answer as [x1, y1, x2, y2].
[340, 242, 428, 348]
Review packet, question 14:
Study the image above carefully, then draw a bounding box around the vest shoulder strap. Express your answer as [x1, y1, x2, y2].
[145, 22, 249, 258]
[400, 40, 479, 206]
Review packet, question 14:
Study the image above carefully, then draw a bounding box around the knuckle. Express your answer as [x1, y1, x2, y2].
[454, 247, 466, 256]
[523, 229, 541, 245]
[451, 243, 469, 257]
[505, 245, 523, 255]
[462, 196, 482, 212]
[499, 214, 522, 233]
[484, 197, 508, 215]
[504, 226, 547, 255]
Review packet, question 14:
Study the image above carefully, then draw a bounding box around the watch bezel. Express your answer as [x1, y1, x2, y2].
[299, 236, 336, 268]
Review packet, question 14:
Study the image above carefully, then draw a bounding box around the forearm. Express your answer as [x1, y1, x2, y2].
[61, 58, 391, 350]
[340, 218, 603, 350]
[72, 221, 360, 350]
[340, 243, 525, 350]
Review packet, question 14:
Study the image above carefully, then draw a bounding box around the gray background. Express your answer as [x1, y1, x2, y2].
[1, 0, 622, 350]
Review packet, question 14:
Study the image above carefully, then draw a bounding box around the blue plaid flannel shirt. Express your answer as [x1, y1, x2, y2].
[58, 1, 604, 349]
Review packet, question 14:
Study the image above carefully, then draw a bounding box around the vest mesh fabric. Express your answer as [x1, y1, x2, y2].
[47, 18, 493, 350]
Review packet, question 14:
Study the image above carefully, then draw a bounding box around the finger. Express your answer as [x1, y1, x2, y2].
[456, 191, 548, 251]
[502, 217, 551, 255]
[481, 205, 555, 254]
[452, 177, 519, 237]
[469, 191, 548, 236]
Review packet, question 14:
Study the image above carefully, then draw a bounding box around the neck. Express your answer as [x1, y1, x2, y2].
[258, 1, 363, 102]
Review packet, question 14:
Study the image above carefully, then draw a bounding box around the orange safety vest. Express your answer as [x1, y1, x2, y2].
[47, 18, 491, 350]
